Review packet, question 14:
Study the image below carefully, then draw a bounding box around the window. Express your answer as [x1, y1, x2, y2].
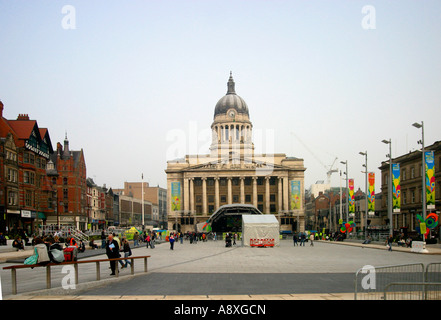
[8, 191, 18, 206]
[245, 194, 251, 202]
[25, 190, 33, 207]
[23, 171, 35, 185]
[258, 194, 263, 202]
[7, 168, 18, 182]
[63, 188, 68, 199]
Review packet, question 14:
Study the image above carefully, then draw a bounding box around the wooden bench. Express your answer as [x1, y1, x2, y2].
[2, 255, 151, 295]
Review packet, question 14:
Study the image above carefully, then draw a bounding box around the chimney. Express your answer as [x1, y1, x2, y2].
[0, 101, 3, 118]
[17, 114, 30, 120]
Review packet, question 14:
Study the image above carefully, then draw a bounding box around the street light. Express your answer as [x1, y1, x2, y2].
[412, 121, 426, 221]
[382, 139, 393, 236]
[359, 151, 368, 239]
[340, 160, 349, 222]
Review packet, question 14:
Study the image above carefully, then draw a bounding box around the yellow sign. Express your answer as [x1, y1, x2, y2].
[420, 222, 427, 235]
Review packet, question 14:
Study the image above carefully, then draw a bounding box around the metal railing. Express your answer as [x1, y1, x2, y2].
[384, 282, 441, 300]
[355, 262, 441, 300]
[40, 225, 89, 243]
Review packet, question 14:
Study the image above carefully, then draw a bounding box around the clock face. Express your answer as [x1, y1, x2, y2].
[229, 111, 235, 118]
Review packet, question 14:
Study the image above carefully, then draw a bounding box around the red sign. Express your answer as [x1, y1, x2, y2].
[250, 238, 275, 247]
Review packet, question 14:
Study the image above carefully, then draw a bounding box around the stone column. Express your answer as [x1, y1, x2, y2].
[202, 177, 207, 214]
[227, 177, 233, 204]
[252, 177, 258, 208]
[278, 177, 283, 213]
[214, 177, 220, 210]
[184, 178, 189, 212]
[240, 177, 245, 204]
[265, 176, 270, 214]
[189, 178, 195, 213]
[283, 177, 289, 212]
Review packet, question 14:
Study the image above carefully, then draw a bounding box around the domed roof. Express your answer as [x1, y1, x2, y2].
[214, 73, 249, 118]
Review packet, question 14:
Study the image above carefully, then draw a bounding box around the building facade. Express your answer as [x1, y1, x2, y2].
[379, 141, 441, 239]
[0, 106, 55, 236]
[165, 73, 306, 233]
[114, 181, 164, 228]
[47, 136, 87, 230]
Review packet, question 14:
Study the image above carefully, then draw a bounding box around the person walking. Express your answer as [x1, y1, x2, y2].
[106, 234, 120, 275]
[134, 232, 139, 247]
[101, 230, 106, 248]
[169, 234, 175, 250]
[145, 234, 151, 248]
[293, 234, 298, 246]
[121, 238, 132, 269]
[300, 232, 306, 246]
[387, 235, 393, 251]
[310, 233, 314, 246]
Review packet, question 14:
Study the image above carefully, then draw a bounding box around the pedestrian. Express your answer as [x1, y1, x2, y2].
[233, 233, 236, 246]
[146, 234, 151, 248]
[293, 234, 298, 246]
[387, 235, 393, 251]
[300, 232, 305, 246]
[310, 233, 314, 246]
[105, 234, 120, 275]
[134, 232, 139, 247]
[101, 229, 106, 248]
[169, 234, 175, 250]
[121, 238, 132, 269]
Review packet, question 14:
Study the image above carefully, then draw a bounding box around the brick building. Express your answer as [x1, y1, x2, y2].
[46, 135, 87, 230]
[0, 102, 54, 236]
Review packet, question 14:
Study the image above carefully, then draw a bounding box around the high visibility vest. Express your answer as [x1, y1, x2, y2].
[70, 238, 78, 248]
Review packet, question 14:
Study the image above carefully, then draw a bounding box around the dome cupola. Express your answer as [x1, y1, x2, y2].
[214, 72, 249, 118]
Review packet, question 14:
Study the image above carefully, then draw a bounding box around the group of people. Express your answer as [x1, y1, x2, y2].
[24, 235, 66, 265]
[292, 232, 315, 246]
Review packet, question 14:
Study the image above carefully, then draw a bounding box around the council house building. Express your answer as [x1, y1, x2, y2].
[165, 73, 306, 234]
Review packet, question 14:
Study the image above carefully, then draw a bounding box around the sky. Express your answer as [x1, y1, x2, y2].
[1, 0, 440, 194]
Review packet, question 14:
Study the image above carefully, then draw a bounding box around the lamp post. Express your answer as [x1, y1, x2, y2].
[382, 139, 393, 236]
[142, 173, 145, 230]
[412, 121, 426, 221]
[340, 161, 349, 222]
[359, 151, 368, 239]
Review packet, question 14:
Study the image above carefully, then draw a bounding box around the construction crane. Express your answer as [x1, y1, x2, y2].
[326, 157, 338, 185]
[291, 132, 338, 185]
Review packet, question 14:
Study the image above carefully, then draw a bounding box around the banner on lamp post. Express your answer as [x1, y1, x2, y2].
[425, 151, 435, 210]
[392, 163, 401, 213]
[349, 179, 355, 214]
[368, 172, 375, 214]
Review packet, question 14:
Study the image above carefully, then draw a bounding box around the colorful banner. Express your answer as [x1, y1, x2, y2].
[349, 179, 355, 214]
[392, 163, 401, 212]
[290, 180, 302, 210]
[368, 172, 375, 214]
[425, 151, 436, 209]
[171, 181, 181, 211]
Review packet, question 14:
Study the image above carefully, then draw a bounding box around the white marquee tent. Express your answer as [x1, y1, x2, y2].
[242, 214, 280, 247]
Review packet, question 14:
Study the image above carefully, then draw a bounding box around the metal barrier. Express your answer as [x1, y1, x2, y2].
[384, 282, 441, 300]
[354, 263, 425, 300]
[355, 263, 441, 300]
